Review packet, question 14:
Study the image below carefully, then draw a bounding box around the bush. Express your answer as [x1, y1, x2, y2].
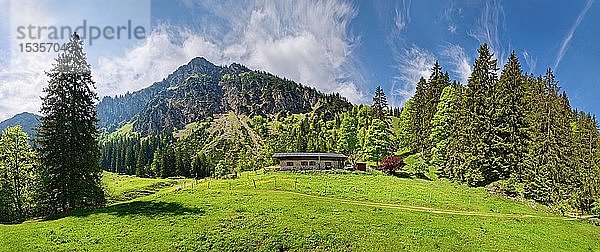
[404, 153, 429, 178]
[213, 161, 231, 178]
[378, 154, 405, 175]
[488, 178, 524, 198]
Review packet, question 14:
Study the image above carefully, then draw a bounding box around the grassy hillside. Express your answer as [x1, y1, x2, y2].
[1, 171, 598, 251]
[101, 171, 182, 203]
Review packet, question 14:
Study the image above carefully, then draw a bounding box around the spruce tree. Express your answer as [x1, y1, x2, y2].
[407, 77, 428, 153]
[441, 84, 468, 180]
[372, 86, 388, 120]
[405, 63, 449, 157]
[461, 43, 499, 186]
[523, 69, 574, 210]
[571, 111, 600, 213]
[422, 62, 450, 158]
[489, 51, 528, 182]
[36, 33, 105, 213]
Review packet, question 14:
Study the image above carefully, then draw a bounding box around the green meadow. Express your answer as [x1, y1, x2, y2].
[1, 171, 598, 251]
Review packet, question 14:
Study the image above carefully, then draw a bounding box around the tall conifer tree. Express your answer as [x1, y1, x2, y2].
[37, 33, 105, 213]
[407, 77, 428, 153]
[461, 43, 498, 185]
[523, 69, 574, 209]
[490, 51, 528, 181]
[407, 62, 449, 157]
[429, 83, 462, 173]
[372, 86, 388, 120]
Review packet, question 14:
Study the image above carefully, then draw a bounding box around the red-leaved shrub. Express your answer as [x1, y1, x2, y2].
[378, 154, 405, 174]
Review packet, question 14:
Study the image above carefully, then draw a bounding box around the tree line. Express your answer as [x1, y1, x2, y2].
[99, 103, 398, 179]
[397, 44, 600, 214]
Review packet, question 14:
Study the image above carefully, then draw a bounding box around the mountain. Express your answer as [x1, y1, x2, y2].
[0, 112, 41, 137]
[97, 57, 240, 132]
[97, 57, 352, 135]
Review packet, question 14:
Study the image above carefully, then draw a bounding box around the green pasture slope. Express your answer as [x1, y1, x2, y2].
[0, 171, 598, 251]
[101, 171, 180, 203]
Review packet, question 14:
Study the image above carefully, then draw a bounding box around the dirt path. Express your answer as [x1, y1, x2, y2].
[262, 190, 568, 220]
[175, 178, 569, 220]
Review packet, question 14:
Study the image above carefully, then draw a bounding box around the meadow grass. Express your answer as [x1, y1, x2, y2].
[101, 171, 179, 203]
[0, 171, 598, 251]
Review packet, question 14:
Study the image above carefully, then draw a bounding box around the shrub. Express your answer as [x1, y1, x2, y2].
[378, 154, 405, 175]
[404, 153, 429, 178]
[213, 161, 231, 178]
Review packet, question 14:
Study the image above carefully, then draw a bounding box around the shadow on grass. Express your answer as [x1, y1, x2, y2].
[391, 171, 433, 181]
[392, 171, 412, 179]
[73, 200, 205, 218]
[414, 173, 433, 181]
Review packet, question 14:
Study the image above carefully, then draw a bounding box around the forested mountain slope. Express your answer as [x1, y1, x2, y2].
[97, 57, 351, 135]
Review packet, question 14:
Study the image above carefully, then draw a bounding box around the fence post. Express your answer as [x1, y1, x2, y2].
[208, 180, 210, 189]
[253, 179, 256, 189]
[274, 177, 277, 190]
[294, 178, 297, 191]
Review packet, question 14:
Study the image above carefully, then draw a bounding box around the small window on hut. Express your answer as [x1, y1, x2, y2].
[286, 162, 294, 166]
[309, 161, 316, 166]
[301, 161, 308, 166]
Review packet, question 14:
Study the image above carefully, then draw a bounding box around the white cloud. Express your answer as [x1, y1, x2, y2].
[448, 25, 457, 34]
[554, 0, 593, 70]
[95, 0, 368, 104]
[0, 53, 54, 120]
[0, 0, 368, 121]
[388, 1, 433, 107]
[0, 0, 152, 121]
[468, 0, 509, 66]
[522, 50, 537, 74]
[95, 26, 225, 96]
[0, 0, 56, 120]
[394, 0, 412, 33]
[390, 45, 435, 107]
[441, 43, 471, 84]
[442, 1, 460, 34]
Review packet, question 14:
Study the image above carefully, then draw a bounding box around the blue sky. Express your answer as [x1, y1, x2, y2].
[0, 0, 599, 121]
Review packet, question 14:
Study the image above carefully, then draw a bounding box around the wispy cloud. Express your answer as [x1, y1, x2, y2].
[441, 43, 471, 84]
[394, 0, 412, 33]
[388, 0, 433, 107]
[554, 0, 593, 70]
[468, 0, 509, 66]
[521, 50, 537, 74]
[390, 45, 435, 107]
[442, 1, 460, 34]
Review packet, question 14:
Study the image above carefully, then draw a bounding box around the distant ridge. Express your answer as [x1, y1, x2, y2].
[0, 112, 41, 137]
